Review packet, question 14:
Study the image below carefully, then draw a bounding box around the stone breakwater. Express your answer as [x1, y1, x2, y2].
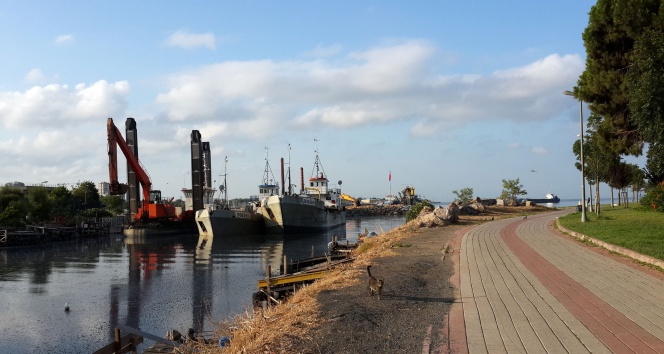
[345, 205, 407, 217]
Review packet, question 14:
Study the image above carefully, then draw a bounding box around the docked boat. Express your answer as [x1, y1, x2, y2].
[194, 159, 266, 237]
[260, 149, 346, 234]
[195, 205, 264, 237]
[525, 193, 560, 204]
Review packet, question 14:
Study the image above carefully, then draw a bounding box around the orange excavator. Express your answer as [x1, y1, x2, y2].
[107, 118, 177, 221]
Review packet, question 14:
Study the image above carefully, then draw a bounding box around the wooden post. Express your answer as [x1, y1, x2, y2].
[114, 327, 121, 351]
[283, 254, 287, 275]
[265, 265, 271, 307]
[311, 245, 314, 258]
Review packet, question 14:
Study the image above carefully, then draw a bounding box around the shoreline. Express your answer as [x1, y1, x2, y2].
[181, 205, 553, 353]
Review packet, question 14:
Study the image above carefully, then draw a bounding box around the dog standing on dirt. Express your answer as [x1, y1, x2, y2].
[367, 265, 384, 300]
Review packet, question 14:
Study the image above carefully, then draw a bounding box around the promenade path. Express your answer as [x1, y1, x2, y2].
[449, 210, 664, 354]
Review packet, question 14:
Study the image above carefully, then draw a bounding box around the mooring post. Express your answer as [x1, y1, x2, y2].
[311, 245, 314, 258]
[266, 265, 271, 307]
[283, 254, 287, 275]
[114, 327, 121, 351]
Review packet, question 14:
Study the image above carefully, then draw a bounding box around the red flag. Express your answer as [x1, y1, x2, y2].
[389, 171, 391, 181]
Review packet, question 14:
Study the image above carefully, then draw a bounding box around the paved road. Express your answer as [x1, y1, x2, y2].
[454, 211, 664, 353]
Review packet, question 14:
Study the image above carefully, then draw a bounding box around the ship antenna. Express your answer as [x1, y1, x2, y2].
[311, 139, 326, 179]
[262, 147, 277, 191]
[223, 156, 228, 206]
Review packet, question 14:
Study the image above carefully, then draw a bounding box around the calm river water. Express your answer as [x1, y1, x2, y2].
[0, 215, 405, 353]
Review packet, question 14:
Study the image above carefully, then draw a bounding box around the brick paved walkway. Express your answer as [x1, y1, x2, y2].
[450, 211, 664, 353]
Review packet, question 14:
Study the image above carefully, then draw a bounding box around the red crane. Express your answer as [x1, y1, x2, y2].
[107, 118, 176, 221]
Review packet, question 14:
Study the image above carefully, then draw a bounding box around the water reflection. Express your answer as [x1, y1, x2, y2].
[0, 216, 403, 353]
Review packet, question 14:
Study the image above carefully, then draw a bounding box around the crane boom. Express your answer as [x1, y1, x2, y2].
[107, 118, 176, 221]
[107, 117, 152, 202]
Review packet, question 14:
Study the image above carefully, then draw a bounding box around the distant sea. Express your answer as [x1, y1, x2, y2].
[434, 198, 617, 208]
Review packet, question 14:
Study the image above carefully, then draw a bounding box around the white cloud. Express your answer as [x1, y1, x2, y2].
[54, 34, 74, 45]
[24, 69, 45, 83]
[532, 146, 549, 154]
[304, 44, 343, 58]
[155, 42, 583, 138]
[165, 30, 216, 50]
[0, 80, 130, 129]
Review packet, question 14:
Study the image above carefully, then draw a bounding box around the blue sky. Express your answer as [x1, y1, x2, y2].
[0, 1, 642, 203]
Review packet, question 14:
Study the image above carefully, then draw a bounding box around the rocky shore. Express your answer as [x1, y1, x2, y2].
[345, 204, 408, 217]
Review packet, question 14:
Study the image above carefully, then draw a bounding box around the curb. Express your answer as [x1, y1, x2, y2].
[555, 218, 664, 270]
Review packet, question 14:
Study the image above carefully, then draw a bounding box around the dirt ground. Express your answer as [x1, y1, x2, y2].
[290, 225, 461, 353]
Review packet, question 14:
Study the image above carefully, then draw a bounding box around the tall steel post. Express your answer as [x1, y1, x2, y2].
[563, 90, 587, 222]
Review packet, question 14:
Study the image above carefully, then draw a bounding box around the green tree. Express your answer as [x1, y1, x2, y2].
[644, 143, 664, 187]
[49, 186, 76, 217]
[576, 0, 662, 155]
[608, 162, 632, 207]
[71, 181, 101, 211]
[573, 130, 615, 214]
[629, 28, 664, 145]
[172, 198, 185, 209]
[628, 163, 646, 202]
[406, 199, 433, 222]
[0, 187, 29, 227]
[101, 195, 125, 214]
[452, 187, 474, 204]
[641, 184, 664, 211]
[499, 178, 527, 203]
[27, 187, 52, 223]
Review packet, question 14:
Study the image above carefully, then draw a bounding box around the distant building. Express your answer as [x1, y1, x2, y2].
[2, 181, 56, 194]
[98, 182, 111, 197]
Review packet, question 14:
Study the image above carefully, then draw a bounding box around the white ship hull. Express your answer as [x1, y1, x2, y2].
[195, 208, 264, 237]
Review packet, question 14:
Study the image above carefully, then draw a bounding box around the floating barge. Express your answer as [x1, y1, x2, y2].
[0, 220, 110, 247]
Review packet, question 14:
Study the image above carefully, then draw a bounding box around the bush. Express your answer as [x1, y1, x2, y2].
[406, 199, 433, 222]
[641, 185, 664, 212]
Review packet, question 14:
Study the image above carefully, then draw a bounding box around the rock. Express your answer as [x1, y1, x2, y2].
[459, 205, 479, 215]
[445, 203, 460, 223]
[418, 213, 449, 228]
[469, 202, 486, 212]
[418, 205, 433, 217]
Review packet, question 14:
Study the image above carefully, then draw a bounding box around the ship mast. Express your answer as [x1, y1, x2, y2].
[310, 139, 326, 179]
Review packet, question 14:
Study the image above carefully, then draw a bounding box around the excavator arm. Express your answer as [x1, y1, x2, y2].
[107, 118, 152, 204]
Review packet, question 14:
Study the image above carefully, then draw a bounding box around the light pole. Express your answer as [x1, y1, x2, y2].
[563, 90, 588, 222]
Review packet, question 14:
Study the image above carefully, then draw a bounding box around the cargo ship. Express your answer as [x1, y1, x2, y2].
[260, 149, 346, 234]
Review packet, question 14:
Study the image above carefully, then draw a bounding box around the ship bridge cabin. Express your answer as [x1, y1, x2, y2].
[259, 183, 279, 201]
[306, 173, 342, 208]
[307, 173, 330, 195]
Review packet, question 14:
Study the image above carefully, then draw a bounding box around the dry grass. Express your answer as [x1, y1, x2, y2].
[192, 205, 547, 353]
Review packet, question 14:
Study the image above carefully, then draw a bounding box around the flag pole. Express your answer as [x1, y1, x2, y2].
[389, 170, 392, 199]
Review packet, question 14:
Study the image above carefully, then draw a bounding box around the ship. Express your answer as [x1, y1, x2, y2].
[524, 193, 561, 204]
[259, 147, 346, 234]
[194, 157, 266, 237]
[195, 204, 264, 237]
